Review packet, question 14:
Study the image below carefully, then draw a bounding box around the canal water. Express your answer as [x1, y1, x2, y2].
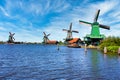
[0, 44, 120, 80]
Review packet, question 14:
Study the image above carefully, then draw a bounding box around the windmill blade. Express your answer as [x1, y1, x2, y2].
[47, 33, 50, 36]
[99, 24, 110, 30]
[9, 32, 12, 35]
[72, 30, 79, 33]
[47, 37, 49, 40]
[63, 29, 68, 31]
[43, 32, 47, 36]
[12, 33, 15, 36]
[94, 9, 100, 22]
[13, 37, 15, 40]
[79, 20, 92, 26]
[69, 23, 72, 31]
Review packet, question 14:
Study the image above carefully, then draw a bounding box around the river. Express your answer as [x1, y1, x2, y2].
[0, 44, 120, 80]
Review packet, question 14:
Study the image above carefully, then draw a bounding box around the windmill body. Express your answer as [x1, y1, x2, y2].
[66, 31, 72, 40]
[9, 36, 14, 42]
[91, 23, 100, 37]
[79, 9, 110, 45]
[43, 32, 50, 44]
[43, 36, 48, 43]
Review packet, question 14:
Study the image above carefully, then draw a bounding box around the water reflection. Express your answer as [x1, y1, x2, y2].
[103, 53, 107, 59]
[118, 56, 120, 63]
[88, 49, 101, 79]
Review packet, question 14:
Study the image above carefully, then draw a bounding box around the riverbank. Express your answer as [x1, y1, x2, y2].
[99, 36, 120, 54]
[103, 46, 120, 53]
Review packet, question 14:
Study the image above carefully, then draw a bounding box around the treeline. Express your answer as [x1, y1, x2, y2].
[0, 41, 5, 44]
[0, 41, 65, 45]
[99, 36, 120, 53]
[0, 41, 41, 44]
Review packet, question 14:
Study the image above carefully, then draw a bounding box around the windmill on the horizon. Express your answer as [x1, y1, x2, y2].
[43, 32, 50, 44]
[63, 22, 79, 41]
[79, 9, 110, 45]
[7, 32, 15, 43]
[43, 32, 58, 44]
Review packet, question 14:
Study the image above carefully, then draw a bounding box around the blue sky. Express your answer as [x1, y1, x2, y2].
[0, 0, 120, 42]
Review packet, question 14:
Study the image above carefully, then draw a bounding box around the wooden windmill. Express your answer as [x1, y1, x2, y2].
[63, 22, 79, 41]
[8, 32, 15, 43]
[43, 32, 50, 44]
[43, 32, 58, 44]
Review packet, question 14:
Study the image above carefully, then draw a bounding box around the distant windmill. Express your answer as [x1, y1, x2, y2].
[8, 32, 15, 43]
[63, 22, 79, 41]
[43, 32, 50, 44]
[79, 9, 110, 45]
[43, 32, 58, 44]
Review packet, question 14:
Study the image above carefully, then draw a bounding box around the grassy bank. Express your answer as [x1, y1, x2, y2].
[106, 46, 120, 53]
[99, 36, 120, 54]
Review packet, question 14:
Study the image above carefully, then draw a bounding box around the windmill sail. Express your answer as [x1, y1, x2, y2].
[72, 30, 79, 33]
[99, 24, 110, 30]
[63, 29, 68, 31]
[47, 34, 50, 36]
[43, 32, 47, 36]
[79, 20, 92, 26]
[69, 23, 72, 31]
[94, 9, 100, 22]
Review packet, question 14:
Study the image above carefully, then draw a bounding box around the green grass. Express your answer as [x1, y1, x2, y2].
[99, 36, 120, 54]
[107, 46, 120, 53]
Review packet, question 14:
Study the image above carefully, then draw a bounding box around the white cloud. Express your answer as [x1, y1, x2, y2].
[0, 0, 120, 42]
[0, 6, 10, 17]
[0, 26, 6, 31]
[0, 22, 40, 42]
[90, 0, 118, 15]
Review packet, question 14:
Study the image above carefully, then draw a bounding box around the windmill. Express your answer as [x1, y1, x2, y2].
[43, 32, 58, 44]
[63, 22, 79, 41]
[43, 32, 50, 44]
[79, 9, 110, 45]
[8, 32, 15, 43]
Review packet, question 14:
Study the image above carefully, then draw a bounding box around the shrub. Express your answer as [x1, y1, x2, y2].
[99, 36, 120, 53]
[107, 46, 120, 53]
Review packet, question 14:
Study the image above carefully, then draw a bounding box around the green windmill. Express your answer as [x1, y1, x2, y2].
[79, 9, 110, 45]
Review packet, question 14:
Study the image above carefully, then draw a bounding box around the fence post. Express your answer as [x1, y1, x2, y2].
[118, 47, 120, 55]
[104, 47, 107, 54]
[85, 44, 87, 52]
[57, 44, 59, 50]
